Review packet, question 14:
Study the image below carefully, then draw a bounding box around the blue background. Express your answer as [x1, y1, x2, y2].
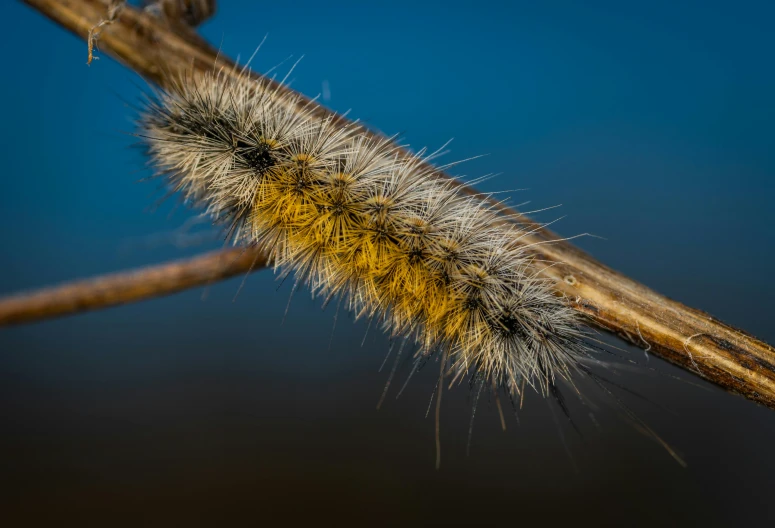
[1, 0, 774, 524]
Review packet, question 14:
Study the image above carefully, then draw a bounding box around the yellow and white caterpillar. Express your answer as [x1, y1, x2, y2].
[139, 68, 590, 405]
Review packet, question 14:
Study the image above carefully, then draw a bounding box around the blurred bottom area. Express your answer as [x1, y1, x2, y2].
[0, 285, 773, 526]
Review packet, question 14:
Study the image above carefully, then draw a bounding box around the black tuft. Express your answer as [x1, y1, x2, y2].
[236, 140, 276, 174]
[493, 311, 529, 340]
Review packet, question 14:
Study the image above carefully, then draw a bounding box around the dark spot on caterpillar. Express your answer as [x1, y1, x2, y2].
[463, 295, 482, 311]
[408, 248, 425, 263]
[441, 245, 459, 263]
[492, 312, 529, 340]
[328, 196, 347, 216]
[235, 140, 276, 174]
[409, 222, 429, 235]
[367, 217, 400, 246]
[287, 167, 314, 195]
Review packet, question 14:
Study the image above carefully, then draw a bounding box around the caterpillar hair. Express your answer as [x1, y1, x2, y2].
[137, 65, 686, 466]
[140, 67, 589, 399]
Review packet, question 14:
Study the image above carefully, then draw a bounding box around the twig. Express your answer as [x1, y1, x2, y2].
[18, 0, 775, 409]
[0, 248, 268, 326]
[86, 0, 123, 65]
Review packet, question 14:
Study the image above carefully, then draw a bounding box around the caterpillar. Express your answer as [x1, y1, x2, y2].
[138, 67, 590, 417]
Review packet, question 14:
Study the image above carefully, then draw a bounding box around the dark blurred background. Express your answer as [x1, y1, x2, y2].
[1, 0, 774, 525]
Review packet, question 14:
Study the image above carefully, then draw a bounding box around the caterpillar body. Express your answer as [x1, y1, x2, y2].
[139, 69, 589, 405]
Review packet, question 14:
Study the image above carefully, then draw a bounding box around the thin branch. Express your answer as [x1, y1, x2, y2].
[18, 0, 775, 409]
[86, 0, 123, 65]
[0, 248, 268, 326]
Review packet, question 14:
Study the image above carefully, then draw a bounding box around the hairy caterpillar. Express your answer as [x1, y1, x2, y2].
[139, 68, 590, 405]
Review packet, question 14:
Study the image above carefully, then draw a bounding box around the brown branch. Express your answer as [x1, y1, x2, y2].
[0, 248, 268, 326]
[19, 0, 775, 409]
